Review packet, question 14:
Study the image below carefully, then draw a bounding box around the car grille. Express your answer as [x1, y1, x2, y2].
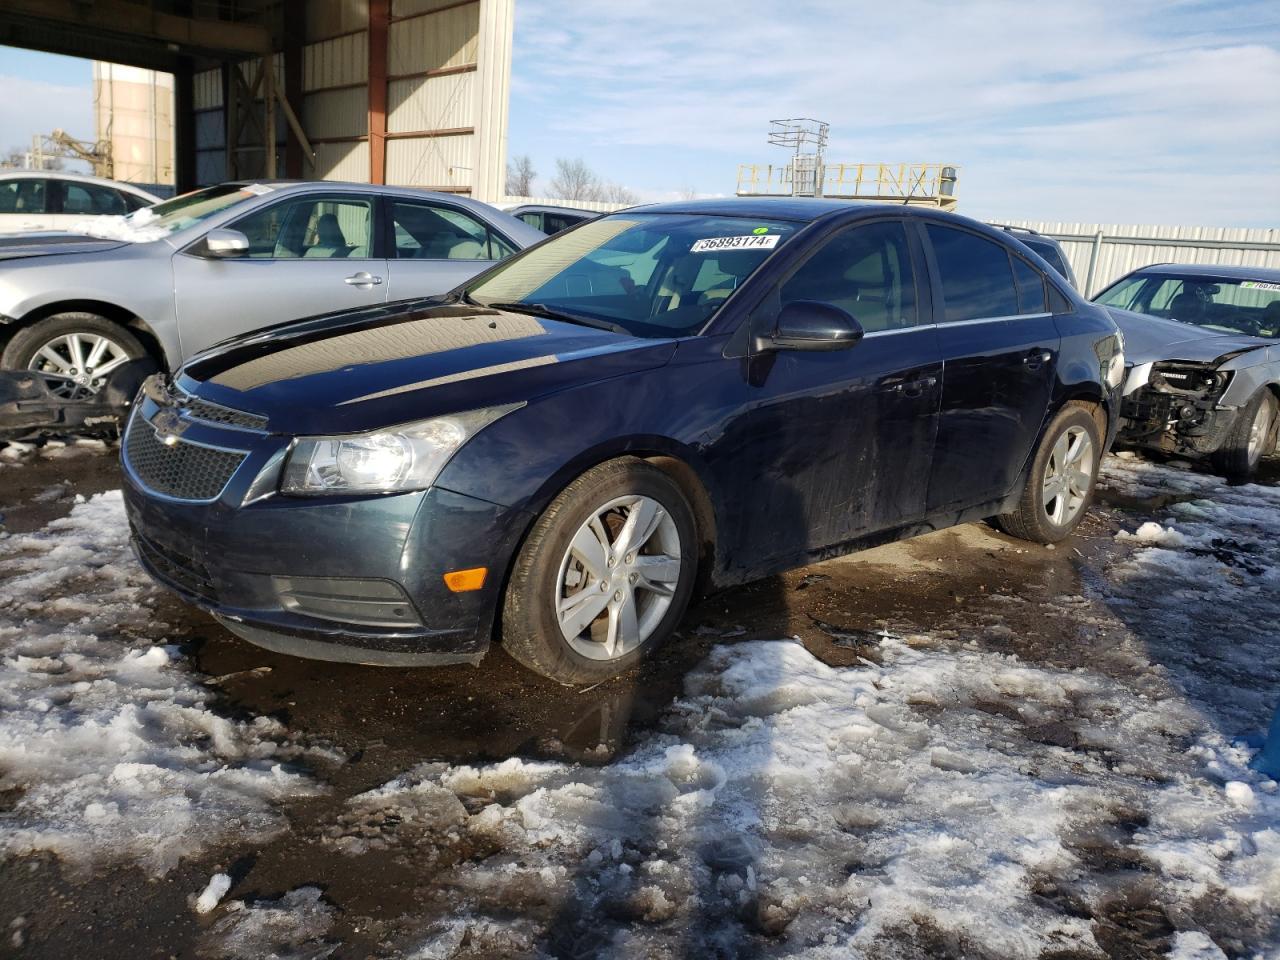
[182, 396, 269, 431]
[133, 528, 218, 603]
[124, 411, 248, 501]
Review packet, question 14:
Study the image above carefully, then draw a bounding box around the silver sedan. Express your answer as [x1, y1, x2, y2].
[0, 181, 544, 405]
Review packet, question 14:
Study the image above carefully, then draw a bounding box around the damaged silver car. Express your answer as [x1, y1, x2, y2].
[1094, 263, 1279, 479]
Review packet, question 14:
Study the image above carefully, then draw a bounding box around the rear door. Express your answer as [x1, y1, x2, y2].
[383, 197, 517, 302]
[920, 222, 1061, 514]
[173, 193, 387, 357]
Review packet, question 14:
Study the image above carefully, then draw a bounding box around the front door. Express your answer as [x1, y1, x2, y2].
[709, 219, 942, 572]
[173, 193, 387, 358]
[920, 222, 1061, 514]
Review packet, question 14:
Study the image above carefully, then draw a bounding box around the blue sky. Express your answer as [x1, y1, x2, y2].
[508, 0, 1280, 225]
[2, 1, 1278, 225]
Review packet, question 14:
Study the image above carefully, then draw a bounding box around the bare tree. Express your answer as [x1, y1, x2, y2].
[678, 186, 698, 201]
[549, 157, 601, 202]
[599, 181, 639, 205]
[506, 154, 536, 197]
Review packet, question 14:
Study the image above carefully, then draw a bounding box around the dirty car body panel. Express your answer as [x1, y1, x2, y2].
[122, 200, 1123, 667]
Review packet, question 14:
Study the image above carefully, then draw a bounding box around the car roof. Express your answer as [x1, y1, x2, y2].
[506, 204, 597, 217]
[0, 169, 161, 199]
[1129, 262, 1280, 283]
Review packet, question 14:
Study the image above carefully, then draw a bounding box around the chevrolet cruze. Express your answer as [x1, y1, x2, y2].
[122, 200, 1124, 684]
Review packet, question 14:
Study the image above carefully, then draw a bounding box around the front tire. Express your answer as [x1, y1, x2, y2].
[1211, 388, 1277, 481]
[1, 312, 147, 406]
[996, 403, 1102, 544]
[501, 458, 698, 685]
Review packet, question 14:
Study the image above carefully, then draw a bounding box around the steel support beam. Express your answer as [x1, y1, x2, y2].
[368, 0, 390, 185]
[284, 0, 306, 178]
[0, 0, 271, 58]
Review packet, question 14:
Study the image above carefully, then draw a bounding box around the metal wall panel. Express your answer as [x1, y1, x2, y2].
[385, 134, 474, 189]
[194, 110, 224, 150]
[304, 33, 368, 90]
[193, 68, 222, 110]
[1002, 221, 1280, 296]
[196, 149, 227, 186]
[387, 5, 478, 75]
[306, 0, 369, 42]
[386, 72, 474, 133]
[303, 87, 369, 140]
[392, 0, 476, 19]
[315, 140, 370, 181]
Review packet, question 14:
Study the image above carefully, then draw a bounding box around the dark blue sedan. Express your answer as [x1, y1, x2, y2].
[122, 200, 1125, 683]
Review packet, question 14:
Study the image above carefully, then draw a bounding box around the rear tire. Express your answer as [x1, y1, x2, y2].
[1211, 389, 1277, 481]
[2, 312, 147, 409]
[501, 458, 698, 685]
[996, 403, 1102, 544]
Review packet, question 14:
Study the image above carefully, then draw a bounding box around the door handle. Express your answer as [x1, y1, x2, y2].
[882, 376, 938, 398]
[1023, 350, 1051, 370]
[344, 272, 383, 286]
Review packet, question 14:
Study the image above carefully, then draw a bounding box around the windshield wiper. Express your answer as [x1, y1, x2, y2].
[484, 302, 630, 335]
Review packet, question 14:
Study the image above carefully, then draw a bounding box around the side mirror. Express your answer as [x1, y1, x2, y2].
[760, 300, 864, 352]
[204, 228, 250, 258]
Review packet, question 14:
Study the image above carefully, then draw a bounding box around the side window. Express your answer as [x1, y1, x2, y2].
[0, 179, 48, 214]
[231, 197, 374, 259]
[777, 220, 918, 333]
[1094, 275, 1146, 311]
[544, 213, 577, 234]
[391, 200, 506, 260]
[1011, 256, 1047, 314]
[122, 191, 153, 213]
[927, 225, 1020, 322]
[516, 211, 543, 230]
[62, 182, 127, 216]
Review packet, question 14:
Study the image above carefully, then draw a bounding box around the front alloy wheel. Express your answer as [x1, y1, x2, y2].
[502, 458, 698, 684]
[556, 494, 683, 661]
[27, 332, 134, 401]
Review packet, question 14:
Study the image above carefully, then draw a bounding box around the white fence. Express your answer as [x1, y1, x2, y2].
[999, 221, 1280, 297]
[499, 195, 628, 213]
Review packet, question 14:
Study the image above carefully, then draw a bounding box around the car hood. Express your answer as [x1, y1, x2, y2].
[0, 232, 130, 261]
[1104, 307, 1273, 366]
[178, 301, 677, 435]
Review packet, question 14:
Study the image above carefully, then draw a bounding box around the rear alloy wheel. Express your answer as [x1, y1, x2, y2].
[502, 458, 698, 684]
[2, 312, 147, 405]
[1212, 388, 1277, 482]
[996, 403, 1102, 544]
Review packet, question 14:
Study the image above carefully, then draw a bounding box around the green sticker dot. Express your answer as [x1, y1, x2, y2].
[752, 226, 769, 235]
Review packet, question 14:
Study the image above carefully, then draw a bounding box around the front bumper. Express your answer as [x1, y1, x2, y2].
[1117, 385, 1237, 457]
[121, 396, 531, 666]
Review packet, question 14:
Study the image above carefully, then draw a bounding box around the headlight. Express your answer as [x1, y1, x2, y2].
[280, 404, 521, 496]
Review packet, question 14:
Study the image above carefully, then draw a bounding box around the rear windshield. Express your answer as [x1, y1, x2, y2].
[466, 213, 799, 338]
[1096, 274, 1280, 338]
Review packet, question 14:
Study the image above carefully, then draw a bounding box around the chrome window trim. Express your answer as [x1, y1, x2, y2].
[861, 311, 1052, 338]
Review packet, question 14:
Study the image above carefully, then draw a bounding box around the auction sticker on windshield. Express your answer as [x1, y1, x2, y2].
[691, 234, 780, 253]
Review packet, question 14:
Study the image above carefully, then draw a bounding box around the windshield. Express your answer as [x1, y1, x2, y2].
[67, 184, 267, 243]
[1096, 274, 1280, 338]
[466, 213, 800, 337]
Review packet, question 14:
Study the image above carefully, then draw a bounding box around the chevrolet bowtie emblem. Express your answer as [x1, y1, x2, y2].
[151, 408, 189, 446]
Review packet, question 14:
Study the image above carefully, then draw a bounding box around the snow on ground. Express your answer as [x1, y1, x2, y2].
[0, 491, 322, 876]
[197, 886, 336, 960]
[303, 458, 1280, 959]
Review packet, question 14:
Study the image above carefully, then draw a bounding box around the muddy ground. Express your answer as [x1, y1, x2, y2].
[0, 446, 1277, 959]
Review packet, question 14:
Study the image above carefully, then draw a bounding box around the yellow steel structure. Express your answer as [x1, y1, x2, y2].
[737, 162, 959, 210]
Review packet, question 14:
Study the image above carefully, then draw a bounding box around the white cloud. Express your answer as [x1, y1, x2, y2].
[0, 74, 94, 154]
[511, 0, 1280, 225]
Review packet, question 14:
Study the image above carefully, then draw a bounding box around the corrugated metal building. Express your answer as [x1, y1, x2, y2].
[2, 0, 514, 201]
[1001, 221, 1280, 297]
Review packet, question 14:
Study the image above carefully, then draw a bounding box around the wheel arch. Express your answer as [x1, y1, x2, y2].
[508, 437, 723, 596]
[4, 300, 168, 371]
